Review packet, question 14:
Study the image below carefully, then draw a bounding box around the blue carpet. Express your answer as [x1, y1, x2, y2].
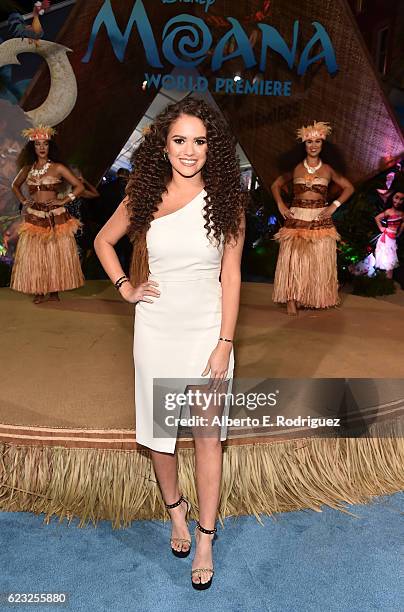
[0, 492, 403, 612]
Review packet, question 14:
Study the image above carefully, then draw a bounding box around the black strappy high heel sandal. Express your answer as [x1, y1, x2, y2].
[165, 495, 192, 558]
[191, 522, 217, 590]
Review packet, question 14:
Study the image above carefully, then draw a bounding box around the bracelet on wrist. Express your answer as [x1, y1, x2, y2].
[219, 337, 233, 343]
[117, 279, 130, 290]
[114, 275, 129, 290]
[68, 192, 76, 202]
[332, 200, 342, 208]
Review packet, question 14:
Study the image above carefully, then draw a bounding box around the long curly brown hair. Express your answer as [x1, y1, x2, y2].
[16, 140, 65, 170]
[125, 97, 247, 285]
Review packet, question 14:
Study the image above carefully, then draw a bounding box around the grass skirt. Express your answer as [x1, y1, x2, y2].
[273, 226, 340, 308]
[11, 215, 85, 295]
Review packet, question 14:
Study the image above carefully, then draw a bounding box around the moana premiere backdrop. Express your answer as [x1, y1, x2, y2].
[1, 0, 404, 275]
[0, 1, 403, 524]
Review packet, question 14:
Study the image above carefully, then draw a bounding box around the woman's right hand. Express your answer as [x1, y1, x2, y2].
[119, 280, 160, 304]
[278, 202, 294, 220]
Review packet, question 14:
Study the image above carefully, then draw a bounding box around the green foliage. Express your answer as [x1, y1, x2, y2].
[335, 180, 381, 266]
[351, 271, 395, 297]
[81, 251, 107, 280]
[0, 261, 12, 287]
[247, 239, 279, 278]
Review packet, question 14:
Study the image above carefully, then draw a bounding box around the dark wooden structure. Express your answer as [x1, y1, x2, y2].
[21, 0, 404, 186]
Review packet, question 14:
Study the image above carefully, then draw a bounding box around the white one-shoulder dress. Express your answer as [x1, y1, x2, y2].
[133, 189, 234, 453]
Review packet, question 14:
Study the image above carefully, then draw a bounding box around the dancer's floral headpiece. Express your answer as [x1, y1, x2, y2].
[21, 124, 57, 141]
[296, 121, 332, 142]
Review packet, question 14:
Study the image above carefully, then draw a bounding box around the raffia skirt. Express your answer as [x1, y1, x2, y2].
[10, 200, 84, 295]
[273, 201, 340, 308]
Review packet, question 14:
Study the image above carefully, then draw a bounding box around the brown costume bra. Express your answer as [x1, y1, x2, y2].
[293, 177, 329, 197]
[27, 170, 63, 195]
[292, 177, 329, 208]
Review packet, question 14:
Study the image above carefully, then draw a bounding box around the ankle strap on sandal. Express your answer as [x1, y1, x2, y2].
[165, 494, 185, 510]
[196, 521, 217, 535]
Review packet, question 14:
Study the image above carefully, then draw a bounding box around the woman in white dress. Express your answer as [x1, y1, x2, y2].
[94, 98, 246, 589]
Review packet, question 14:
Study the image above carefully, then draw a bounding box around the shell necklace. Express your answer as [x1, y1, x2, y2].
[304, 158, 322, 174]
[30, 160, 51, 178]
[303, 158, 322, 187]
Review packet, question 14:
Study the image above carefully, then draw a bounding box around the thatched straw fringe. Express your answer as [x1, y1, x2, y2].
[11, 228, 84, 294]
[274, 227, 340, 241]
[18, 218, 82, 240]
[273, 232, 339, 307]
[0, 425, 403, 529]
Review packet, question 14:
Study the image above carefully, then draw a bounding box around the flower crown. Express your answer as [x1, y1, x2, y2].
[21, 125, 57, 141]
[296, 121, 332, 142]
